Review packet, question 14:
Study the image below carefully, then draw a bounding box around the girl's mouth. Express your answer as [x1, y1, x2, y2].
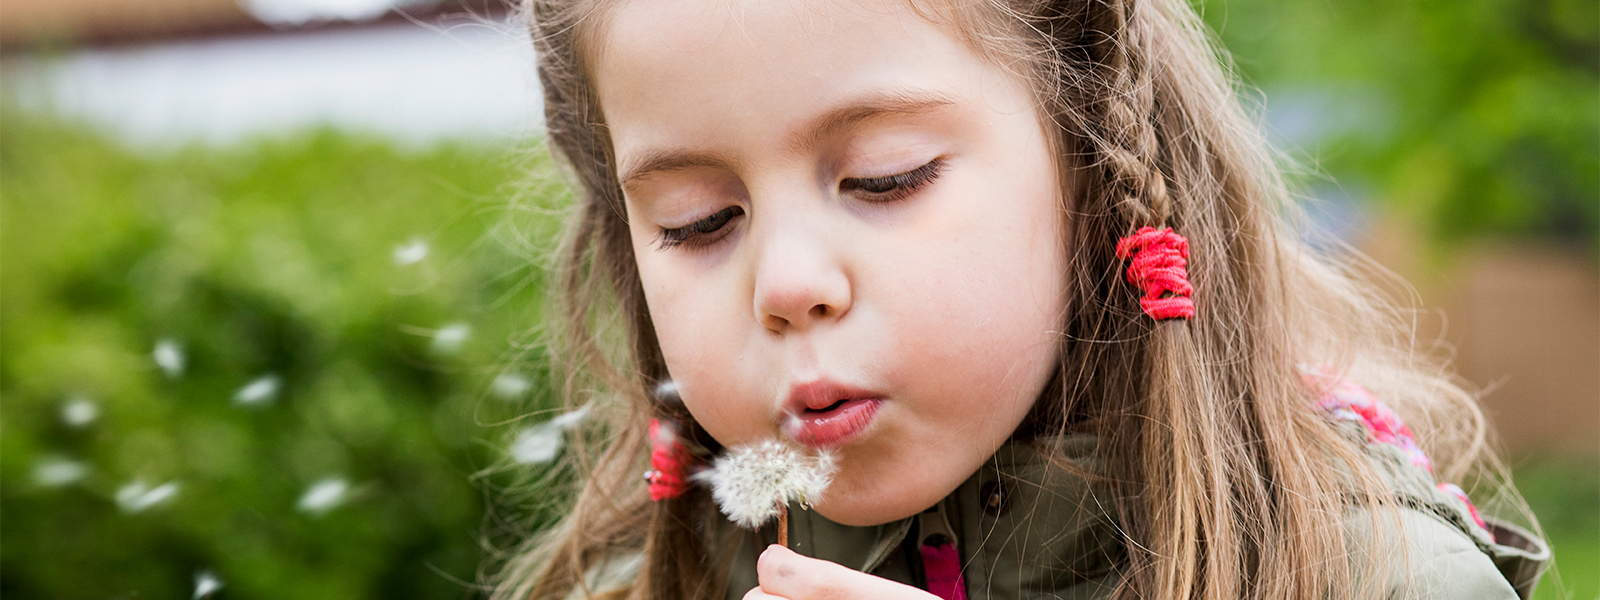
[791, 398, 882, 448]
[780, 400, 883, 451]
[782, 380, 884, 449]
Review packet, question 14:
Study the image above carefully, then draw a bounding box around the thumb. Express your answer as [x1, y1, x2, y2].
[756, 544, 939, 600]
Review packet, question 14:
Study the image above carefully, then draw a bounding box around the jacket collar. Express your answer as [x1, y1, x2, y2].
[766, 434, 1124, 595]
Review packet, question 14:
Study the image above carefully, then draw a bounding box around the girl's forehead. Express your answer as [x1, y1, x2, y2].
[593, 0, 941, 56]
[590, 0, 976, 98]
[591, 0, 1009, 160]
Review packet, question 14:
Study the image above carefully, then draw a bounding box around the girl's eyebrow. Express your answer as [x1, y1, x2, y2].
[617, 90, 957, 189]
[619, 150, 739, 190]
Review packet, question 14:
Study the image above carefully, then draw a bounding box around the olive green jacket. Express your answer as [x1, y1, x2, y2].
[578, 433, 1548, 600]
[714, 433, 1549, 600]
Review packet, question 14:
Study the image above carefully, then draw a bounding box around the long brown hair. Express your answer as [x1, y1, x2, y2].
[490, 0, 1514, 598]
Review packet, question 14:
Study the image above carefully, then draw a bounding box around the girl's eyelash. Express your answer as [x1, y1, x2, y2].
[658, 205, 745, 250]
[839, 159, 945, 202]
[654, 160, 940, 251]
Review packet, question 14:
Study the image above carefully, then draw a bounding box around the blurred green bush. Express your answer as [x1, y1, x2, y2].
[0, 113, 563, 598]
[1202, 0, 1599, 250]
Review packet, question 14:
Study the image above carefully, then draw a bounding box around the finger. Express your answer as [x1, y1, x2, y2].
[756, 544, 937, 600]
[742, 586, 784, 600]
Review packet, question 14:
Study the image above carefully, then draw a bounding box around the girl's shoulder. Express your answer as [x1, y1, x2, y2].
[1313, 375, 1550, 599]
[1341, 503, 1546, 600]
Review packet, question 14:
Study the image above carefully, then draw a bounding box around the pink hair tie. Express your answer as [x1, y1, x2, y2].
[1115, 226, 1195, 320]
[646, 418, 691, 500]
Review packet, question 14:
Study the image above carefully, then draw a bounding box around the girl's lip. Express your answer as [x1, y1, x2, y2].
[787, 398, 882, 449]
[782, 380, 885, 448]
[785, 380, 879, 411]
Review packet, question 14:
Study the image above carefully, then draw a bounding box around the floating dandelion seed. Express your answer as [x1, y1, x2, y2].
[431, 323, 470, 354]
[33, 456, 88, 487]
[696, 440, 837, 545]
[393, 239, 429, 265]
[61, 396, 99, 427]
[153, 339, 186, 378]
[549, 404, 590, 428]
[193, 570, 224, 599]
[297, 478, 350, 515]
[511, 424, 562, 464]
[233, 374, 282, 407]
[116, 480, 180, 513]
[492, 373, 532, 399]
[511, 405, 590, 464]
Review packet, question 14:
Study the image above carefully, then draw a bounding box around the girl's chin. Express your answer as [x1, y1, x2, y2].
[808, 476, 943, 527]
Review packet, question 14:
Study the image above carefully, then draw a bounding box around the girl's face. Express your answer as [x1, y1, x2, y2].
[596, 0, 1068, 526]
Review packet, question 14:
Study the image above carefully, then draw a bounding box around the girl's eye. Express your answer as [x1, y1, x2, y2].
[659, 205, 745, 250]
[839, 159, 945, 202]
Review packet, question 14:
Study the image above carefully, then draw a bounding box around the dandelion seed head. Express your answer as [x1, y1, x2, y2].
[233, 374, 282, 407]
[431, 323, 470, 354]
[393, 239, 429, 265]
[33, 456, 88, 487]
[61, 396, 99, 427]
[696, 440, 837, 529]
[117, 480, 180, 513]
[193, 570, 224, 599]
[492, 373, 532, 399]
[297, 478, 350, 514]
[153, 339, 186, 378]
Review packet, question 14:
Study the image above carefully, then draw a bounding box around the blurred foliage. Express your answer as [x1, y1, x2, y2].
[1202, 0, 1599, 251]
[0, 113, 566, 599]
[1515, 456, 1600, 600]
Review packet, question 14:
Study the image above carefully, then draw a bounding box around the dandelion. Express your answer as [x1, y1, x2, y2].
[61, 396, 99, 427]
[33, 456, 88, 487]
[393, 238, 429, 265]
[492, 373, 532, 399]
[297, 477, 350, 515]
[233, 374, 282, 407]
[193, 570, 224, 599]
[431, 323, 470, 355]
[511, 405, 590, 464]
[696, 440, 837, 546]
[116, 480, 180, 513]
[153, 339, 186, 378]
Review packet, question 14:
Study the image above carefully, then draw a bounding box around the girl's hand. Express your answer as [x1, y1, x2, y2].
[743, 544, 941, 600]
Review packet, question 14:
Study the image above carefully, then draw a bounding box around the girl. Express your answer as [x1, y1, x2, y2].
[493, 0, 1550, 598]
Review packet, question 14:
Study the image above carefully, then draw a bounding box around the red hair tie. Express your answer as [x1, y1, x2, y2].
[1115, 226, 1195, 320]
[646, 418, 691, 500]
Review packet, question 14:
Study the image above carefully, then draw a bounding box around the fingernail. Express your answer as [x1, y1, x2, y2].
[760, 544, 782, 561]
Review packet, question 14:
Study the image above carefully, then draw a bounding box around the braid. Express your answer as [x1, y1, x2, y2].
[1091, 0, 1173, 229]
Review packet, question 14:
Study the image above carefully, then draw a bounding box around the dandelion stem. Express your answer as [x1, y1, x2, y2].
[777, 503, 789, 548]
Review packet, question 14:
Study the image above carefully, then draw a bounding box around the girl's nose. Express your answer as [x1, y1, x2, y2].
[752, 224, 852, 334]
